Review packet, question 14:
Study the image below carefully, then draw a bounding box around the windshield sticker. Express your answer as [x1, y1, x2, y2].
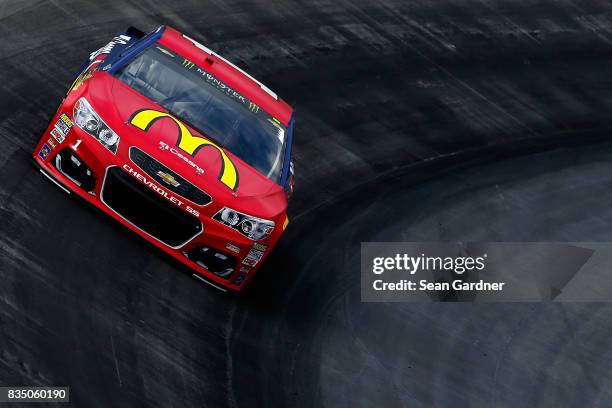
[157, 44, 268, 119]
[129, 109, 239, 191]
[182, 57, 249, 105]
[153, 45, 287, 147]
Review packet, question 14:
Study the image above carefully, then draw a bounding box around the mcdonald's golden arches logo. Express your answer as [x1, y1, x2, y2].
[128, 109, 239, 191]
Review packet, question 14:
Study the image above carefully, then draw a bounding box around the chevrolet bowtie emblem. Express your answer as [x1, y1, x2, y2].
[157, 171, 180, 187]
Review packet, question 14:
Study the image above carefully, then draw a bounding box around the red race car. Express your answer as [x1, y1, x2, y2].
[33, 26, 295, 291]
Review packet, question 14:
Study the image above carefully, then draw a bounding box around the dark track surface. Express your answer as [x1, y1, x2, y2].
[1, 1, 612, 407]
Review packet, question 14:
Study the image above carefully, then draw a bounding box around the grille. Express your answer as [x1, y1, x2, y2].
[102, 167, 202, 247]
[129, 147, 211, 205]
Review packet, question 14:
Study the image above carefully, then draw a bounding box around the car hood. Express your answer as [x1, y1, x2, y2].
[85, 72, 287, 217]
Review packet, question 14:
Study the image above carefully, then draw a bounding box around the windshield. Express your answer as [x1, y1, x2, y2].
[114, 43, 287, 182]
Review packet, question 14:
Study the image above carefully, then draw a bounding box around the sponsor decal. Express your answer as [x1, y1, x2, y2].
[156, 45, 255, 113]
[158, 141, 204, 175]
[55, 120, 70, 136]
[235, 266, 251, 285]
[182, 58, 195, 69]
[60, 113, 73, 128]
[226, 243, 240, 254]
[242, 248, 264, 266]
[129, 110, 238, 190]
[38, 143, 52, 160]
[54, 124, 67, 138]
[248, 102, 260, 113]
[89, 35, 131, 61]
[47, 138, 56, 149]
[71, 70, 94, 91]
[248, 249, 264, 260]
[253, 243, 268, 252]
[54, 113, 73, 138]
[156, 171, 181, 187]
[196, 69, 248, 106]
[122, 164, 200, 217]
[50, 127, 65, 143]
[68, 60, 100, 93]
[242, 257, 257, 267]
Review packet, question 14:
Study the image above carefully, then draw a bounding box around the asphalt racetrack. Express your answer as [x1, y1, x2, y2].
[1, 1, 612, 406]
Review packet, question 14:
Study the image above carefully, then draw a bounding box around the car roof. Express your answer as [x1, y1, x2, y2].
[158, 26, 293, 126]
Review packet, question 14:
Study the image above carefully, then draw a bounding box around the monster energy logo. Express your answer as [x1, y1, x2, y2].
[182, 59, 195, 69]
[166, 46, 264, 117]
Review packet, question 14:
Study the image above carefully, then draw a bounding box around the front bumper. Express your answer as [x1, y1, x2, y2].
[33, 116, 278, 292]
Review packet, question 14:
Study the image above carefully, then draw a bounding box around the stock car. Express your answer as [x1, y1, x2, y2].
[33, 26, 295, 291]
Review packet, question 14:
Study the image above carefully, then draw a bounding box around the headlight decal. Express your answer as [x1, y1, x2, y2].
[213, 207, 274, 241]
[73, 98, 120, 154]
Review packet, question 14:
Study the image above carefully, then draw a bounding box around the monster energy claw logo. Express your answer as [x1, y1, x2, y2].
[182, 59, 195, 69]
[249, 102, 260, 113]
[129, 109, 239, 191]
